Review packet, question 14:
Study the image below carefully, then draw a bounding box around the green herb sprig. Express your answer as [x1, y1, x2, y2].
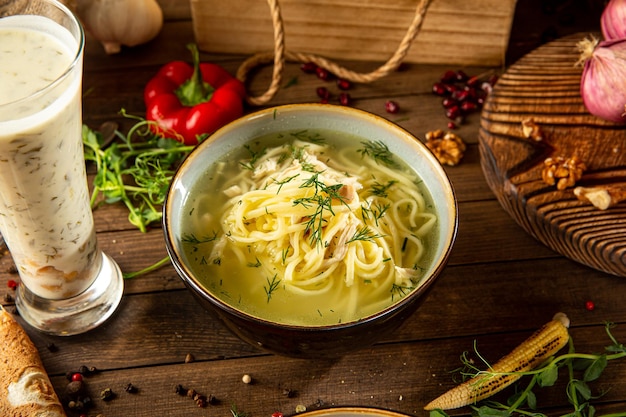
[83, 111, 194, 233]
[82, 112, 195, 279]
[293, 172, 349, 248]
[430, 322, 626, 417]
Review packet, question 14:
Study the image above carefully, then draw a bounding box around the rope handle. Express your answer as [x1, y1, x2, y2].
[236, 0, 433, 106]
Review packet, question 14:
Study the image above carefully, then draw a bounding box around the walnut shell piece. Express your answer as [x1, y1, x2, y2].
[425, 130, 466, 166]
[541, 156, 586, 190]
[574, 185, 626, 210]
[521, 118, 543, 141]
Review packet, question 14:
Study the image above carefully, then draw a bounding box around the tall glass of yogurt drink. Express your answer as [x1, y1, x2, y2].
[0, 0, 124, 335]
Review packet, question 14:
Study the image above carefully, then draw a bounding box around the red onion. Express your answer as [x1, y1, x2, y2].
[577, 36, 626, 124]
[601, 0, 626, 40]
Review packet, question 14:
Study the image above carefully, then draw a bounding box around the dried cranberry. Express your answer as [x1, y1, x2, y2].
[447, 121, 457, 129]
[585, 300, 595, 311]
[460, 101, 477, 113]
[385, 100, 400, 114]
[442, 98, 458, 108]
[338, 92, 351, 106]
[7, 279, 18, 290]
[451, 89, 469, 102]
[71, 373, 83, 382]
[440, 70, 457, 84]
[336, 79, 351, 90]
[466, 75, 481, 87]
[455, 70, 468, 82]
[315, 67, 331, 81]
[432, 82, 448, 96]
[300, 62, 317, 73]
[445, 105, 461, 120]
[316, 87, 330, 100]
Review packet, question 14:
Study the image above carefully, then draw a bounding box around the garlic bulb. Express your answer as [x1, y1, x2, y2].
[76, 0, 163, 54]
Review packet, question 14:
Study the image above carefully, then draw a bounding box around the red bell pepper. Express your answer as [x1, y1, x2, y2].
[144, 44, 246, 145]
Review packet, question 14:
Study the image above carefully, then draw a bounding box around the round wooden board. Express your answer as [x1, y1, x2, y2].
[479, 33, 626, 277]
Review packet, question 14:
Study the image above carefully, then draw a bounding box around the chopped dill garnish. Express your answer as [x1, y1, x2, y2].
[264, 274, 281, 303]
[358, 140, 399, 168]
[347, 226, 384, 243]
[370, 180, 397, 197]
[240, 144, 266, 171]
[271, 174, 299, 193]
[391, 282, 416, 301]
[290, 129, 326, 144]
[293, 172, 349, 247]
[247, 258, 261, 268]
[181, 231, 218, 244]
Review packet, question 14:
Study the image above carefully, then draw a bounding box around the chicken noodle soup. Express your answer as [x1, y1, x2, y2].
[180, 130, 438, 326]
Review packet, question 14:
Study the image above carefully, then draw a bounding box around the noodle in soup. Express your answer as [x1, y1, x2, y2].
[179, 129, 438, 326]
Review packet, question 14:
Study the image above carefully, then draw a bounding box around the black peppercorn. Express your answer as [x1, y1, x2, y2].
[65, 381, 85, 397]
[125, 383, 138, 393]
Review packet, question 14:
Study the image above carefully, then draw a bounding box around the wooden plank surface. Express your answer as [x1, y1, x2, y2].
[2, 2, 626, 416]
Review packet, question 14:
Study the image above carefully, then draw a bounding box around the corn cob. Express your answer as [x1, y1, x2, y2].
[424, 312, 570, 411]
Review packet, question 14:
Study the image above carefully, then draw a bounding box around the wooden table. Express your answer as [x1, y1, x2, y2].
[3, 1, 626, 416]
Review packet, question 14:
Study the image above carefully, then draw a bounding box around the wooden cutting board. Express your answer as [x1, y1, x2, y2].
[479, 33, 626, 277]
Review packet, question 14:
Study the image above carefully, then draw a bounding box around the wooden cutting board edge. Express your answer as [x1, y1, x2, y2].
[478, 33, 626, 278]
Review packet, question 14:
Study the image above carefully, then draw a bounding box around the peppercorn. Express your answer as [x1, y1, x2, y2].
[125, 383, 138, 393]
[46, 342, 58, 353]
[242, 374, 252, 384]
[100, 388, 115, 401]
[282, 388, 297, 398]
[174, 384, 187, 396]
[65, 381, 85, 397]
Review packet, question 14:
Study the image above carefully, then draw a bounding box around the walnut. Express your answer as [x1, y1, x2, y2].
[574, 185, 626, 210]
[521, 118, 543, 141]
[541, 156, 586, 190]
[425, 130, 466, 166]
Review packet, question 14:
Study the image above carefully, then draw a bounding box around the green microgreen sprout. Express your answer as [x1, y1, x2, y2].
[430, 321, 626, 417]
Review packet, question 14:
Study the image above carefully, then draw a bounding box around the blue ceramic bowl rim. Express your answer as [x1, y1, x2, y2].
[163, 103, 458, 331]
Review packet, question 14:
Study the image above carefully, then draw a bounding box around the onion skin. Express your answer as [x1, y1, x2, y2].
[601, 0, 626, 40]
[579, 37, 626, 124]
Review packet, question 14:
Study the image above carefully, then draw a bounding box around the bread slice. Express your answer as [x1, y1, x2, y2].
[0, 306, 66, 417]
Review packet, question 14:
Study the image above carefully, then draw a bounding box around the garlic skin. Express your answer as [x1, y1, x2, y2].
[601, 0, 626, 40]
[76, 0, 164, 54]
[578, 36, 626, 124]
